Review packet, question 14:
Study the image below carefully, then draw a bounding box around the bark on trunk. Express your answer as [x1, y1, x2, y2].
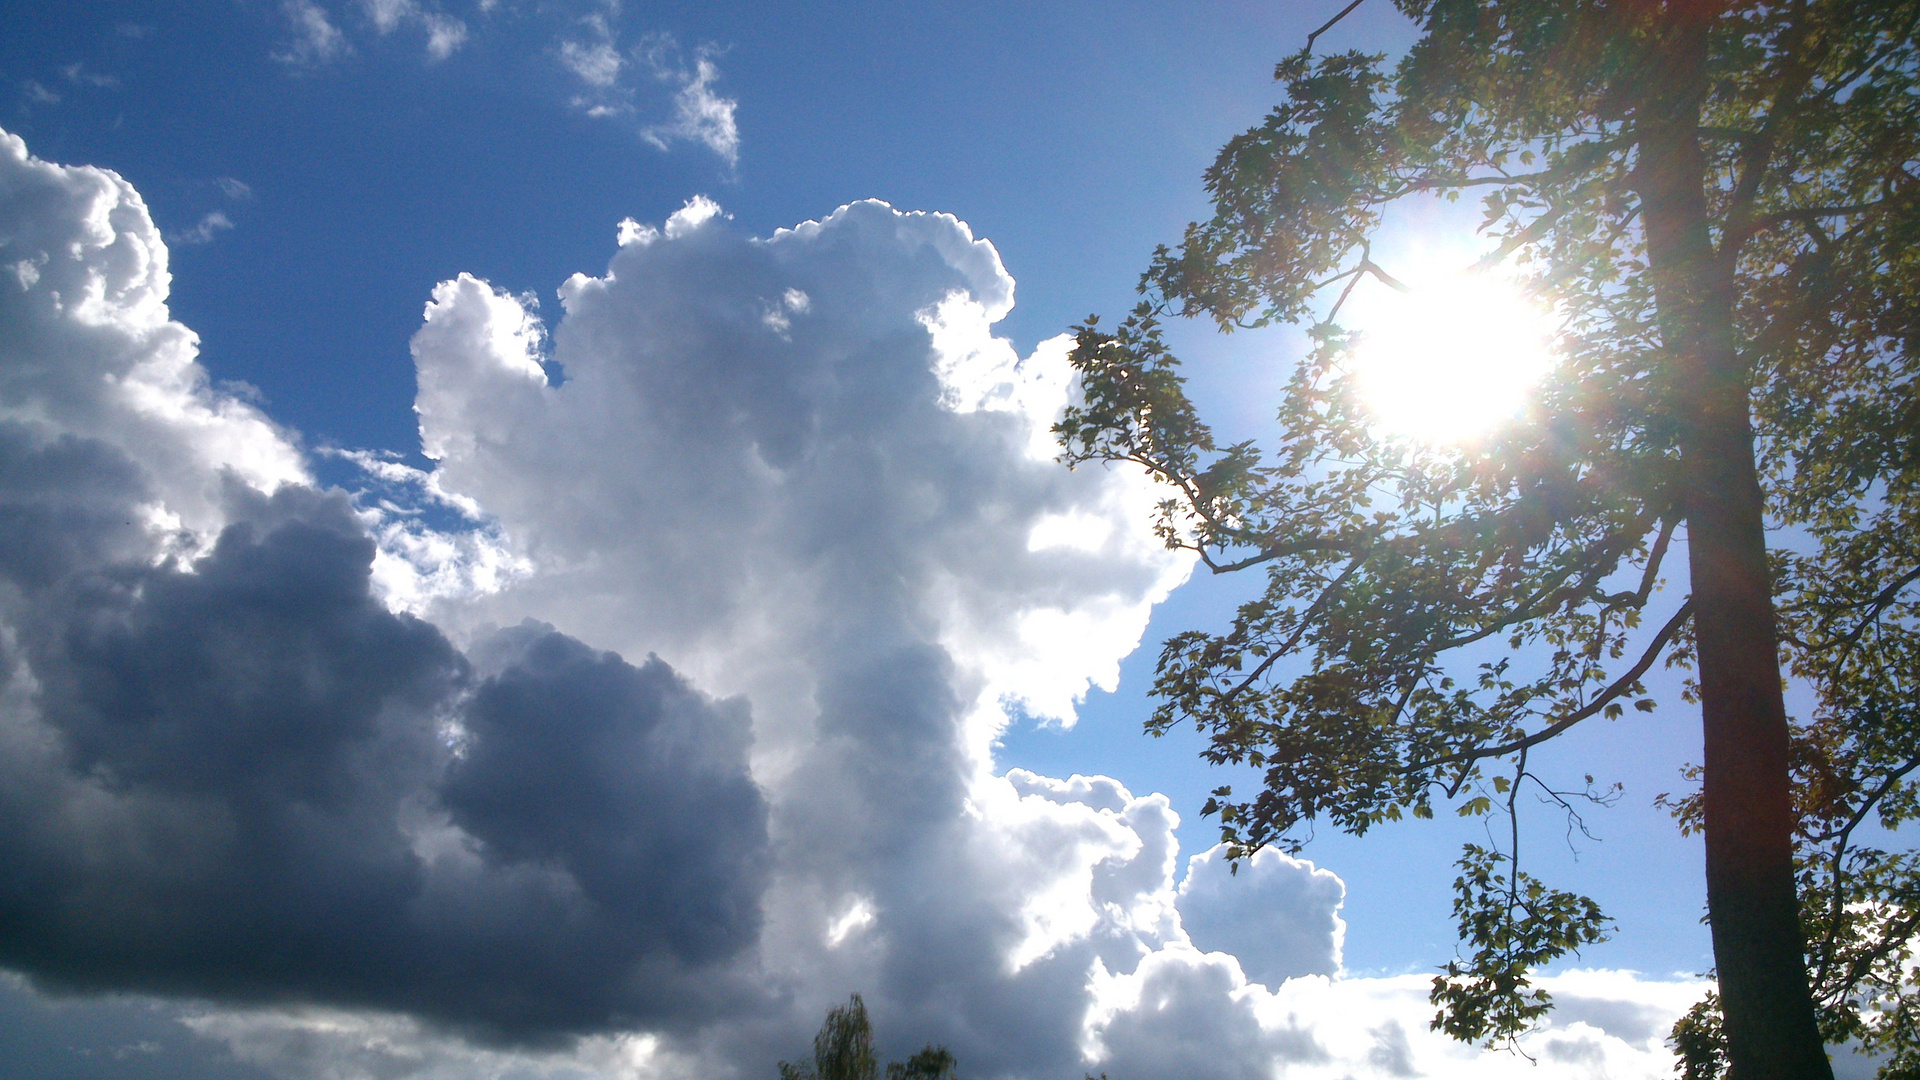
[1634, 17, 1831, 1080]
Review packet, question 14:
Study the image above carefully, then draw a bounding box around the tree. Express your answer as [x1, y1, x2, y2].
[1054, 2, 1918, 1077]
[779, 995, 959, 1080]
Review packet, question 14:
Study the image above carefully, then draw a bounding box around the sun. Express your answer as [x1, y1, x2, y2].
[1345, 270, 1559, 446]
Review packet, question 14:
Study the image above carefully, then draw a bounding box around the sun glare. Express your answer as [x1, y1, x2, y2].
[1346, 271, 1559, 446]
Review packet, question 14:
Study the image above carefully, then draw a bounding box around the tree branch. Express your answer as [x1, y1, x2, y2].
[1304, 0, 1369, 54]
[1405, 600, 1693, 775]
[1376, 139, 1628, 202]
[1429, 514, 1657, 654]
[1739, 201, 1896, 243]
[1214, 547, 1375, 708]
[1202, 533, 1370, 575]
[1594, 514, 1678, 610]
[1827, 564, 1920, 662]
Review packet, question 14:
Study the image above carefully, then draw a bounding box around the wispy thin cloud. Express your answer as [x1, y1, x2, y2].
[560, 43, 620, 87]
[641, 43, 739, 167]
[274, 0, 349, 66]
[361, 0, 411, 33]
[558, 34, 622, 89]
[275, 0, 467, 65]
[168, 210, 234, 246]
[60, 62, 119, 88]
[420, 13, 467, 60]
[557, 9, 629, 118]
[358, 0, 469, 61]
[558, 25, 740, 166]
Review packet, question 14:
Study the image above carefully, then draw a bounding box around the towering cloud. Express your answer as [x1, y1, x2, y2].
[404, 193, 1195, 1073]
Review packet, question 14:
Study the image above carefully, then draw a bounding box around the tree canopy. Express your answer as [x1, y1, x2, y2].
[1056, 1, 1918, 1077]
[779, 995, 958, 1080]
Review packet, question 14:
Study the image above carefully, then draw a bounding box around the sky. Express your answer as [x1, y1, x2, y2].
[0, 2, 1783, 1078]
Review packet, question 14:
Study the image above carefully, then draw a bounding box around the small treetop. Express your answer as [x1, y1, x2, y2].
[779, 995, 957, 1080]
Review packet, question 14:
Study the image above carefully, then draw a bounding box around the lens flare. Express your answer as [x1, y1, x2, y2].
[1347, 273, 1557, 445]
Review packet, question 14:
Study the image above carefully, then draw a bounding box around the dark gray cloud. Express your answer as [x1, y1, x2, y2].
[40, 486, 459, 803]
[0, 975, 275, 1080]
[0, 422, 153, 588]
[0, 483, 770, 1043]
[447, 620, 768, 969]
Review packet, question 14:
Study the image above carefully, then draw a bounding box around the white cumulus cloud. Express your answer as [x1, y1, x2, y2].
[0, 128, 304, 536]
[1178, 843, 1347, 986]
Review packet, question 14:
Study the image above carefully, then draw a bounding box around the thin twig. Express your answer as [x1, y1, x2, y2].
[1326, 265, 1369, 324]
[1305, 0, 1369, 53]
[1360, 258, 1412, 293]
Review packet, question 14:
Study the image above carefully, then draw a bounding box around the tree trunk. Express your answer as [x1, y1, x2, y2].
[1634, 17, 1832, 1080]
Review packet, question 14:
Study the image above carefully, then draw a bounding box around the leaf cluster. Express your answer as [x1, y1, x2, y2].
[1430, 844, 1609, 1050]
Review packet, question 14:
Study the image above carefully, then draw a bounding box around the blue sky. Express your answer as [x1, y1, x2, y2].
[0, 3, 1728, 1078]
